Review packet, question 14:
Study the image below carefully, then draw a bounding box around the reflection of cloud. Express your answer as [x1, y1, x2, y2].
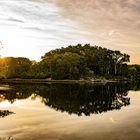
[110, 117, 116, 123]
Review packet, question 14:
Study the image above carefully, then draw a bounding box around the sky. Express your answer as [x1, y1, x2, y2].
[0, 0, 140, 63]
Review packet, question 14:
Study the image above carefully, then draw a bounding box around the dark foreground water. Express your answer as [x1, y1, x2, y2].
[0, 83, 140, 140]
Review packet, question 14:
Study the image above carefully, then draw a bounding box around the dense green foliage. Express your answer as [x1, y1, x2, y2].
[44, 52, 90, 80]
[0, 57, 31, 78]
[127, 65, 140, 80]
[27, 60, 50, 79]
[42, 44, 130, 79]
[0, 44, 139, 80]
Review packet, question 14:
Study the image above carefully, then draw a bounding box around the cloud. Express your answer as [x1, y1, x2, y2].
[0, 0, 139, 63]
[0, 0, 89, 60]
[47, 0, 140, 63]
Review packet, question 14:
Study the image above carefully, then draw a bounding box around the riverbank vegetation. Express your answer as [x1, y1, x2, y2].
[0, 44, 140, 81]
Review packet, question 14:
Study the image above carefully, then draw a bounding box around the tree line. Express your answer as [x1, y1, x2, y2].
[0, 44, 140, 80]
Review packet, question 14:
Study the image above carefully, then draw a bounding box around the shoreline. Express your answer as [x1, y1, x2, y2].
[0, 78, 130, 85]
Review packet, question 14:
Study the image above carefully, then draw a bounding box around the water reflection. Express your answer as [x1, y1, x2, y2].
[0, 83, 137, 116]
[0, 110, 13, 118]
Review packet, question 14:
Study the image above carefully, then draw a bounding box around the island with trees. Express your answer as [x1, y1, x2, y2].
[0, 44, 140, 83]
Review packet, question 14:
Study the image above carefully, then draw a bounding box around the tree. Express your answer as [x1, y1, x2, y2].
[27, 60, 50, 79]
[0, 44, 131, 80]
[46, 52, 88, 80]
[0, 57, 32, 78]
[128, 66, 137, 80]
[112, 51, 130, 75]
[42, 44, 130, 77]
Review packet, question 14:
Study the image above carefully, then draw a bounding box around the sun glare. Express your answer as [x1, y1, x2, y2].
[0, 56, 5, 59]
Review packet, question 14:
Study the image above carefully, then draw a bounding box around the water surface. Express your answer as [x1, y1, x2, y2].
[0, 83, 140, 140]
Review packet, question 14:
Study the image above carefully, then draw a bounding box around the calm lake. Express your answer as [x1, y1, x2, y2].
[0, 83, 140, 140]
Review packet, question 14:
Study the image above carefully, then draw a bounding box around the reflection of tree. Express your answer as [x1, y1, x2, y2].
[0, 136, 14, 140]
[0, 83, 134, 116]
[0, 88, 15, 118]
[41, 84, 130, 116]
[0, 110, 14, 118]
